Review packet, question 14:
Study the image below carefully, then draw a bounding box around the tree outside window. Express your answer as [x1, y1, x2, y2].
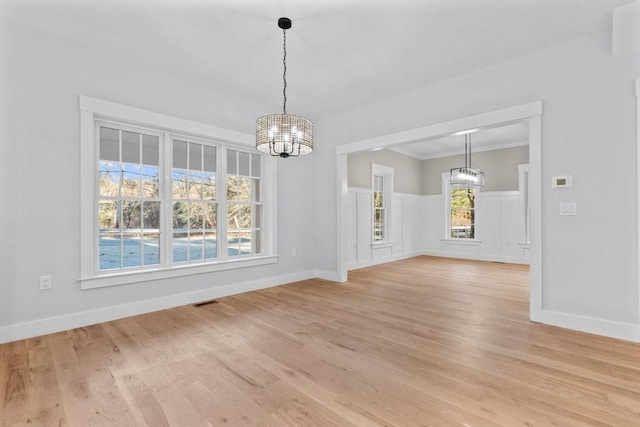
[450, 187, 475, 239]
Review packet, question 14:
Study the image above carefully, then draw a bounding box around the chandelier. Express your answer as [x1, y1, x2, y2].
[450, 131, 485, 187]
[256, 17, 313, 158]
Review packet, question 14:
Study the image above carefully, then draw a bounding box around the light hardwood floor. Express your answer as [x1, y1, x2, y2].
[2, 256, 639, 426]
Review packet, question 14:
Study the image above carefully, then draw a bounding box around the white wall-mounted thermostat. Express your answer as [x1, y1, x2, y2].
[552, 176, 572, 189]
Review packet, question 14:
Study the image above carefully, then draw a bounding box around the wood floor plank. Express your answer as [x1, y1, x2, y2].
[25, 336, 67, 426]
[1, 341, 31, 427]
[2, 256, 639, 426]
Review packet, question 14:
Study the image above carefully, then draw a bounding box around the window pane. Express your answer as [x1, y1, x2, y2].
[236, 177, 251, 202]
[173, 202, 188, 231]
[254, 205, 262, 228]
[122, 164, 141, 197]
[142, 235, 160, 266]
[228, 204, 239, 230]
[173, 169, 188, 199]
[99, 161, 120, 197]
[99, 127, 119, 162]
[188, 171, 203, 199]
[189, 235, 203, 260]
[203, 172, 216, 200]
[142, 166, 159, 198]
[203, 145, 216, 172]
[227, 232, 240, 256]
[122, 131, 140, 164]
[142, 134, 159, 166]
[173, 233, 188, 263]
[374, 175, 383, 192]
[189, 143, 202, 170]
[374, 208, 384, 241]
[240, 205, 252, 229]
[451, 209, 474, 239]
[173, 140, 188, 169]
[252, 178, 260, 202]
[99, 233, 121, 270]
[122, 201, 141, 230]
[254, 230, 262, 254]
[99, 200, 119, 230]
[204, 234, 217, 259]
[239, 231, 252, 255]
[227, 149, 237, 174]
[239, 151, 250, 176]
[226, 176, 238, 201]
[142, 201, 161, 230]
[205, 203, 217, 230]
[122, 233, 142, 268]
[189, 203, 204, 230]
[373, 190, 382, 208]
[251, 154, 261, 177]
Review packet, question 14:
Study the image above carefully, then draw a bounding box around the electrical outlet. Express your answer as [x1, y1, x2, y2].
[292, 248, 297, 257]
[40, 275, 52, 290]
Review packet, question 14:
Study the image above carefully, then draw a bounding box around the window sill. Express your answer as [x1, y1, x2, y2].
[371, 241, 394, 249]
[79, 255, 278, 290]
[442, 239, 482, 246]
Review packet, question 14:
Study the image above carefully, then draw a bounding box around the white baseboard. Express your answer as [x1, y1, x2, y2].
[539, 309, 640, 343]
[0, 270, 317, 344]
[315, 269, 344, 282]
[421, 250, 530, 265]
[347, 251, 423, 271]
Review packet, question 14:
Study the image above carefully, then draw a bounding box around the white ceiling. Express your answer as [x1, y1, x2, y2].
[389, 121, 529, 160]
[0, 0, 631, 123]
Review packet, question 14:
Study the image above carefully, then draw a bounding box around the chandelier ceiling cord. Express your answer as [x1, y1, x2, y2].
[450, 132, 485, 187]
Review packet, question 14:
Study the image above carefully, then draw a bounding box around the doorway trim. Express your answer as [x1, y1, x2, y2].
[336, 101, 543, 322]
[636, 78, 640, 336]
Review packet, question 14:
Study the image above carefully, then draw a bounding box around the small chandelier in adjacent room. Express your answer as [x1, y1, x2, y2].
[256, 17, 313, 158]
[450, 131, 485, 187]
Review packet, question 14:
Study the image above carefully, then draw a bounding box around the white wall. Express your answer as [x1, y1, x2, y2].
[423, 191, 529, 264]
[348, 186, 528, 269]
[0, 19, 317, 342]
[317, 30, 640, 334]
[347, 188, 422, 270]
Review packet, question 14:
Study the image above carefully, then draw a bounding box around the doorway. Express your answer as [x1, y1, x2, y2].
[336, 101, 542, 322]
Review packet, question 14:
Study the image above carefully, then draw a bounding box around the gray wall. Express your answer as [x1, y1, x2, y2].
[422, 145, 529, 194]
[348, 149, 423, 194]
[348, 145, 528, 195]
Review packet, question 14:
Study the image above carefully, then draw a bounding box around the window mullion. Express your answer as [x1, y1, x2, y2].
[218, 146, 228, 261]
[162, 132, 173, 267]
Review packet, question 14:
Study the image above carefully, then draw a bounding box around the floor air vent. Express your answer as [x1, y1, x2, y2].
[193, 299, 219, 308]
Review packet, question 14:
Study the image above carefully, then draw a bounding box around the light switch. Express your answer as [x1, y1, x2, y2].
[559, 202, 577, 216]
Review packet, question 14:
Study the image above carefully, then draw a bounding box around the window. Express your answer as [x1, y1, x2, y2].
[371, 164, 394, 243]
[442, 171, 479, 241]
[171, 139, 218, 263]
[226, 149, 262, 256]
[373, 174, 386, 241]
[98, 126, 161, 270]
[80, 96, 276, 289]
[450, 187, 476, 239]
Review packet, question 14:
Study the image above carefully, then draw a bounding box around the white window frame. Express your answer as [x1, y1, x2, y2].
[442, 171, 481, 243]
[371, 164, 394, 244]
[79, 96, 278, 289]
